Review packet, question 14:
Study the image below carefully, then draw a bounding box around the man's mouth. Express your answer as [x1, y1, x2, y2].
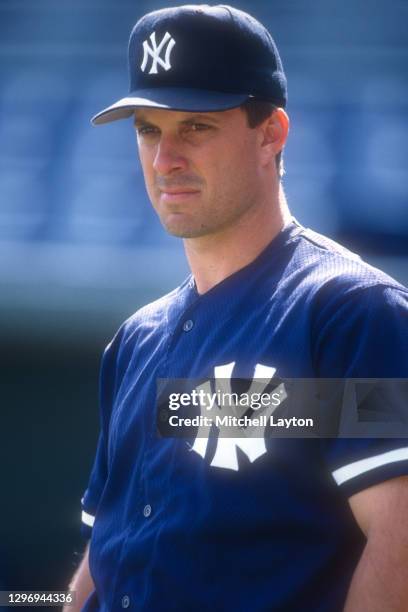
[159, 188, 201, 202]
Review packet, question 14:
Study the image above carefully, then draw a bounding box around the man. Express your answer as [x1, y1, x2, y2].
[66, 5, 408, 611]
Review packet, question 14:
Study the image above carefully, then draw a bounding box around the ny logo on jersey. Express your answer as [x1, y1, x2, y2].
[140, 31, 176, 74]
[189, 362, 286, 471]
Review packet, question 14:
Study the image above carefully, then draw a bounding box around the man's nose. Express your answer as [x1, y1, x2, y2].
[153, 135, 188, 175]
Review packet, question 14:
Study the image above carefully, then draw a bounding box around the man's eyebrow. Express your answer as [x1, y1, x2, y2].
[179, 114, 220, 124]
[133, 113, 220, 127]
[134, 116, 154, 127]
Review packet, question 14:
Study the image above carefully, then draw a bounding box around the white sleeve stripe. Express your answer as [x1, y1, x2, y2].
[332, 447, 408, 486]
[81, 510, 95, 527]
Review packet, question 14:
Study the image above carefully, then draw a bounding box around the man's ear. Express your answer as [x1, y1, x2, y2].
[258, 107, 289, 166]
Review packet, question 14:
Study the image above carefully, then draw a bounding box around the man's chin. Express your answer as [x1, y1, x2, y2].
[164, 226, 209, 239]
[161, 219, 211, 239]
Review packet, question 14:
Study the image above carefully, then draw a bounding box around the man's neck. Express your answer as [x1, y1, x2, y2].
[184, 187, 291, 295]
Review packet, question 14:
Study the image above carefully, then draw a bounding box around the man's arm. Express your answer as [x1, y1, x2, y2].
[344, 476, 408, 611]
[63, 543, 94, 612]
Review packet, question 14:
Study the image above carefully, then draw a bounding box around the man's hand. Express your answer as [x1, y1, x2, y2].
[344, 476, 408, 611]
[63, 543, 94, 612]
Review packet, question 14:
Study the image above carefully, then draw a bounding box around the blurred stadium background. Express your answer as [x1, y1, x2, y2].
[0, 0, 407, 597]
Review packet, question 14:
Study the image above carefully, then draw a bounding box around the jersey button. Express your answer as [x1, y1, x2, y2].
[121, 595, 130, 608]
[183, 319, 194, 332]
[143, 504, 152, 517]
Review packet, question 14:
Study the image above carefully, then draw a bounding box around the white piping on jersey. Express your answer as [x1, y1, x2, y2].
[81, 510, 95, 527]
[332, 447, 408, 485]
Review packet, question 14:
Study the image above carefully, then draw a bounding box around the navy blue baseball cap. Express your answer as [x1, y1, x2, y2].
[91, 4, 287, 125]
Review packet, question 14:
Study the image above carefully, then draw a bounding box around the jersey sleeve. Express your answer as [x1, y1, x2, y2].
[80, 326, 126, 538]
[313, 284, 408, 497]
[321, 438, 408, 498]
[313, 284, 408, 378]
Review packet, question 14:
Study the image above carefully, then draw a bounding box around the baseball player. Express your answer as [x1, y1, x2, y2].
[65, 5, 408, 611]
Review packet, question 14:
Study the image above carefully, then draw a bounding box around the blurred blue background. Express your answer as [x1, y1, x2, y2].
[0, 0, 407, 598]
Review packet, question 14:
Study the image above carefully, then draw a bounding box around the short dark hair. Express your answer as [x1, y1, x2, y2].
[240, 100, 284, 177]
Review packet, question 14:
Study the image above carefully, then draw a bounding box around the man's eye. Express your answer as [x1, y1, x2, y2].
[189, 123, 210, 131]
[136, 126, 158, 135]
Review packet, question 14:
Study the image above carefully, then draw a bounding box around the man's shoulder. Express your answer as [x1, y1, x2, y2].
[129, 283, 186, 323]
[291, 223, 407, 297]
[111, 276, 192, 345]
[288, 225, 408, 376]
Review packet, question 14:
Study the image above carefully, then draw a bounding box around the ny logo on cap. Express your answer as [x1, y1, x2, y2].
[141, 31, 176, 74]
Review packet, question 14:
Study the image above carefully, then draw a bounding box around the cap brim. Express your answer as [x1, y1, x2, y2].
[91, 88, 250, 125]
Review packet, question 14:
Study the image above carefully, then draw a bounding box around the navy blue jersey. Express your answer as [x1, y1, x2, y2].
[81, 219, 408, 612]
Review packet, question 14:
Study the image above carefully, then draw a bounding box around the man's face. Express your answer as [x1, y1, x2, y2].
[134, 107, 265, 239]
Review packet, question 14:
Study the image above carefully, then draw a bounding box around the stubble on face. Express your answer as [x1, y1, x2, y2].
[136, 107, 262, 240]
